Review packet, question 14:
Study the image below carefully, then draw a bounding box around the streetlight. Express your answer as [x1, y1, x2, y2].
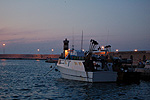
[134, 49, 138, 52]
[116, 49, 119, 52]
[37, 49, 40, 53]
[3, 44, 5, 54]
[101, 46, 104, 50]
[51, 49, 54, 54]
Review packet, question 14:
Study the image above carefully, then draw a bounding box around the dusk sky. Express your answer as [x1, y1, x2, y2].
[0, 0, 150, 54]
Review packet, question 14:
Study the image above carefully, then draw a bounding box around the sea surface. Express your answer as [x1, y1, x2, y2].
[0, 59, 150, 100]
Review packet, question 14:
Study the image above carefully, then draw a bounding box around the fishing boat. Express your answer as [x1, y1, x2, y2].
[135, 60, 150, 80]
[57, 38, 140, 83]
[45, 57, 58, 63]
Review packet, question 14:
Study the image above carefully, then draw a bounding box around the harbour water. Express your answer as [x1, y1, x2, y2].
[0, 60, 150, 100]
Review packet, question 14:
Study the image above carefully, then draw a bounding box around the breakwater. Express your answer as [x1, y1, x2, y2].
[109, 51, 150, 64]
[0, 54, 60, 60]
[0, 51, 149, 64]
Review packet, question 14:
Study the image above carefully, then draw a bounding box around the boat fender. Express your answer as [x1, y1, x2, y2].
[50, 66, 52, 68]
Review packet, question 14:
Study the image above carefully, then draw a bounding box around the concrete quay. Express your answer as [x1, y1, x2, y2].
[0, 54, 60, 60]
[0, 51, 149, 65]
[109, 51, 150, 65]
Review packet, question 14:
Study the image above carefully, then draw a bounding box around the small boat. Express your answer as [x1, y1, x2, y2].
[57, 38, 140, 83]
[135, 60, 150, 80]
[45, 57, 58, 63]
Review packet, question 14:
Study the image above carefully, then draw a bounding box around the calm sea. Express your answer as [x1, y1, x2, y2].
[0, 60, 150, 100]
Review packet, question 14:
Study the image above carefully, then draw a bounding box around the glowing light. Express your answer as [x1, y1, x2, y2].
[116, 49, 119, 52]
[65, 50, 69, 57]
[101, 46, 104, 50]
[65, 50, 68, 52]
[3, 44, 6, 54]
[1, 59, 6, 61]
[134, 49, 138, 52]
[52, 49, 54, 52]
[82, 49, 84, 51]
[37, 49, 40, 52]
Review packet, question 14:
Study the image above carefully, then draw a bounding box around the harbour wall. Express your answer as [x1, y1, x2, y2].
[0, 51, 150, 64]
[0, 54, 60, 60]
[109, 51, 150, 64]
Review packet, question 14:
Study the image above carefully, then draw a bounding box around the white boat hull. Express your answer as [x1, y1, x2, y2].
[57, 65, 117, 82]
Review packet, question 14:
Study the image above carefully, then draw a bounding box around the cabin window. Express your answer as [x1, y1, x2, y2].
[65, 60, 67, 64]
[74, 62, 78, 65]
[78, 62, 82, 66]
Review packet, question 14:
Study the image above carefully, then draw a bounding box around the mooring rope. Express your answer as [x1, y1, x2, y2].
[44, 65, 56, 76]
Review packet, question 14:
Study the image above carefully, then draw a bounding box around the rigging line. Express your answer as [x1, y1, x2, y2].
[72, 28, 74, 50]
[106, 29, 109, 45]
[81, 30, 83, 51]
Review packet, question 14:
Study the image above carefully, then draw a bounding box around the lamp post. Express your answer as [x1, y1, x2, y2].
[3, 44, 5, 54]
[37, 49, 40, 54]
[82, 49, 84, 52]
[101, 46, 104, 50]
[51, 49, 54, 54]
[134, 49, 138, 52]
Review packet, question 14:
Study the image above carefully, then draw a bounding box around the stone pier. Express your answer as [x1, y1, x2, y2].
[109, 51, 150, 65]
[0, 51, 150, 65]
[0, 54, 60, 60]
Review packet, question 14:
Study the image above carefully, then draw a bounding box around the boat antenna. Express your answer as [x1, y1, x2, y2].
[72, 28, 74, 50]
[81, 30, 83, 51]
[106, 29, 109, 45]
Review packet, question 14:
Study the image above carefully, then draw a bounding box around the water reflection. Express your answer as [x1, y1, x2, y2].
[55, 79, 119, 99]
[0, 60, 150, 99]
[0, 59, 6, 66]
[36, 60, 40, 62]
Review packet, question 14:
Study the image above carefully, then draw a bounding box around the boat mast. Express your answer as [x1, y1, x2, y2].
[72, 28, 74, 50]
[106, 29, 109, 45]
[81, 30, 83, 51]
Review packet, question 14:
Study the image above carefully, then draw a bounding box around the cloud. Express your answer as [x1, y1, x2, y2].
[0, 27, 54, 43]
[0, 27, 49, 35]
[0, 28, 6, 33]
[0, 27, 17, 35]
[0, 38, 25, 44]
